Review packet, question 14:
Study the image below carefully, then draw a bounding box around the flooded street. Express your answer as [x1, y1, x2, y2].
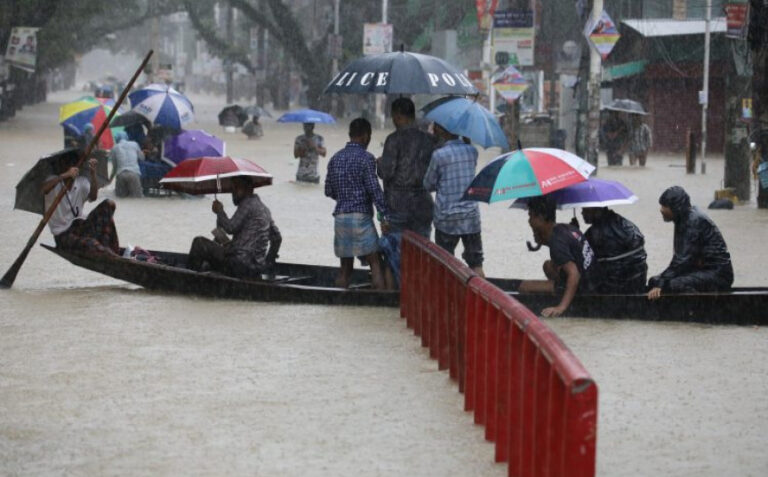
[1, 90, 767, 476]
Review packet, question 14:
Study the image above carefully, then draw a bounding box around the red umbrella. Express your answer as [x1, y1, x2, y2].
[159, 156, 273, 195]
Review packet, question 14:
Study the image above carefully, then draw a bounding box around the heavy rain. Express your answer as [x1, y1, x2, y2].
[1, 1, 767, 475]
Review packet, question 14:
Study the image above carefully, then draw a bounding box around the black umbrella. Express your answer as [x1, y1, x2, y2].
[15, 148, 110, 215]
[218, 105, 249, 127]
[109, 110, 152, 128]
[601, 98, 647, 115]
[323, 49, 478, 96]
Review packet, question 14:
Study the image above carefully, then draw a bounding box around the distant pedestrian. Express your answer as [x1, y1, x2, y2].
[423, 122, 484, 276]
[628, 115, 652, 166]
[108, 131, 144, 198]
[325, 118, 389, 289]
[294, 122, 326, 183]
[601, 111, 628, 166]
[242, 115, 263, 139]
[377, 97, 437, 238]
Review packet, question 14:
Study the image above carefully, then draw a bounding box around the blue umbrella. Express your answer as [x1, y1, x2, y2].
[423, 97, 509, 150]
[510, 178, 637, 210]
[128, 83, 195, 130]
[277, 109, 336, 124]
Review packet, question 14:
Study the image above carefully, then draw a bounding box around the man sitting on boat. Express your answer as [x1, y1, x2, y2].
[187, 176, 282, 278]
[647, 186, 733, 300]
[518, 196, 597, 317]
[582, 207, 647, 293]
[43, 156, 119, 256]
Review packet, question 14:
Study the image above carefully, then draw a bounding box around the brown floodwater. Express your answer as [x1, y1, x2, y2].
[0, 90, 766, 476]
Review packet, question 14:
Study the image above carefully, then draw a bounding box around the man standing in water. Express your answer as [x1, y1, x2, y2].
[518, 196, 596, 317]
[325, 118, 388, 289]
[188, 176, 281, 278]
[377, 98, 436, 238]
[647, 186, 733, 300]
[293, 122, 326, 183]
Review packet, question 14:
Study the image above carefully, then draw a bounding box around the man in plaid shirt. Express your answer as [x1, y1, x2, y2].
[423, 123, 484, 276]
[325, 118, 389, 289]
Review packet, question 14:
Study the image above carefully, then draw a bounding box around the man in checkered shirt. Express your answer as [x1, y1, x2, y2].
[423, 123, 484, 276]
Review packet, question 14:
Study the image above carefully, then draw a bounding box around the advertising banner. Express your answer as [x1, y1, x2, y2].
[583, 10, 620, 60]
[493, 9, 534, 67]
[363, 23, 393, 55]
[493, 65, 529, 102]
[5, 27, 39, 73]
[476, 0, 499, 31]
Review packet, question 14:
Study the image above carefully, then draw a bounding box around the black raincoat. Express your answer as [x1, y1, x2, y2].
[648, 186, 733, 292]
[585, 209, 647, 293]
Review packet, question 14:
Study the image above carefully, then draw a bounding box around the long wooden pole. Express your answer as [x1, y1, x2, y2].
[0, 50, 153, 289]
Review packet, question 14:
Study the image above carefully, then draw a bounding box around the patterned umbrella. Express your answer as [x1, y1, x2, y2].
[462, 148, 595, 203]
[128, 83, 194, 130]
[59, 96, 121, 149]
[159, 156, 272, 195]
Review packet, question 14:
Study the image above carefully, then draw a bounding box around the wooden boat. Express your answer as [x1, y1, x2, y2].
[43, 245, 768, 325]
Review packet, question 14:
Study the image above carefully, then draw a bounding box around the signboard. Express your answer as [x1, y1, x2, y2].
[493, 65, 529, 102]
[328, 34, 343, 60]
[4, 27, 39, 73]
[493, 10, 534, 67]
[476, 0, 499, 31]
[363, 23, 393, 55]
[725, 2, 749, 39]
[583, 10, 620, 60]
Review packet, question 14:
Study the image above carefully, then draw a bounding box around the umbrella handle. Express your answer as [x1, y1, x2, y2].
[216, 173, 221, 201]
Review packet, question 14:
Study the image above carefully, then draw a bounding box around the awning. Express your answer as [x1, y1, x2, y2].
[621, 17, 726, 37]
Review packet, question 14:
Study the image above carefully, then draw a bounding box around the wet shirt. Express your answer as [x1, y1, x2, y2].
[377, 124, 436, 219]
[294, 133, 324, 180]
[423, 139, 481, 235]
[109, 140, 144, 176]
[629, 123, 652, 154]
[549, 223, 595, 286]
[45, 175, 90, 236]
[325, 142, 387, 217]
[216, 194, 281, 270]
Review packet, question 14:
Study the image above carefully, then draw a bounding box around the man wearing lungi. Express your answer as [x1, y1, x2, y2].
[325, 118, 389, 289]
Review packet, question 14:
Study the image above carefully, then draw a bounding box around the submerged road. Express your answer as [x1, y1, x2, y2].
[0, 88, 766, 476]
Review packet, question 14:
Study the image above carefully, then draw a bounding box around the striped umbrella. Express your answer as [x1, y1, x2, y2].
[462, 148, 595, 203]
[59, 96, 121, 149]
[128, 83, 194, 130]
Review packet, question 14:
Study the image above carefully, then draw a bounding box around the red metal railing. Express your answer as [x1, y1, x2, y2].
[400, 231, 598, 477]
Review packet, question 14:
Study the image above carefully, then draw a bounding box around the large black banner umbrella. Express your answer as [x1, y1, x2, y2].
[323, 50, 478, 96]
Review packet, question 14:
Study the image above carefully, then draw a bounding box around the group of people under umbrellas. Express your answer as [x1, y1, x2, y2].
[34, 50, 734, 318]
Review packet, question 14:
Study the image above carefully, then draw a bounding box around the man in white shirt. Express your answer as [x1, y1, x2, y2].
[42, 157, 119, 256]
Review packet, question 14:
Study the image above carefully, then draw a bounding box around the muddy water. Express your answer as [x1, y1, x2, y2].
[0, 90, 766, 476]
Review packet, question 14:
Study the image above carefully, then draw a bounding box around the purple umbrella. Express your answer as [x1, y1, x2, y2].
[163, 129, 225, 166]
[510, 178, 637, 210]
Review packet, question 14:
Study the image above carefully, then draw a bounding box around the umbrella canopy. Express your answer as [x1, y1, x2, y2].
[218, 105, 249, 127]
[510, 178, 638, 210]
[163, 129, 225, 166]
[324, 50, 478, 95]
[59, 96, 120, 149]
[159, 156, 273, 195]
[244, 105, 273, 118]
[128, 83, 195, 130]
[109, 110, 151, 129]
[601, 98, 647, 115]
[277, 109, 336, 124]
[462, 148, 595, 203]
[15, 148, 110, 215]
[423, 96, 509, 150]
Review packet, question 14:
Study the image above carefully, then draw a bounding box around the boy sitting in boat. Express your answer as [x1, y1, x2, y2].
[518, 196, 597, 317]
[43, 155, 119, 256]
[187, 176, 281, 278]
[325, 117, 389, 289]
[647, 186, 733, 300]
[582, 207, 647, 293]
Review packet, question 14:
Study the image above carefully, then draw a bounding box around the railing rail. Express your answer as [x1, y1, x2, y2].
[400, 231, 598, 477]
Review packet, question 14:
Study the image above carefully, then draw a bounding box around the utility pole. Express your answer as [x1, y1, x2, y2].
[586, 0, 603, 169]
[331, 0, 340, 115]
[750, 0, 768, 208]
[375, 0, 388, 128]
[225, 1, 234, 104]
[699, 0, 712, 174]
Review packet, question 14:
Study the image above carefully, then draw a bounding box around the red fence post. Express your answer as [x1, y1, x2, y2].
[494, 310, 511, 462]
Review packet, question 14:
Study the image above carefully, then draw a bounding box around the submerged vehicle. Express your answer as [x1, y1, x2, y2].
[43, 244, 768, 326]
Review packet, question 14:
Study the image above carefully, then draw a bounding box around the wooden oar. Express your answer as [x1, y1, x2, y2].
[0, 50, 154, 289]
